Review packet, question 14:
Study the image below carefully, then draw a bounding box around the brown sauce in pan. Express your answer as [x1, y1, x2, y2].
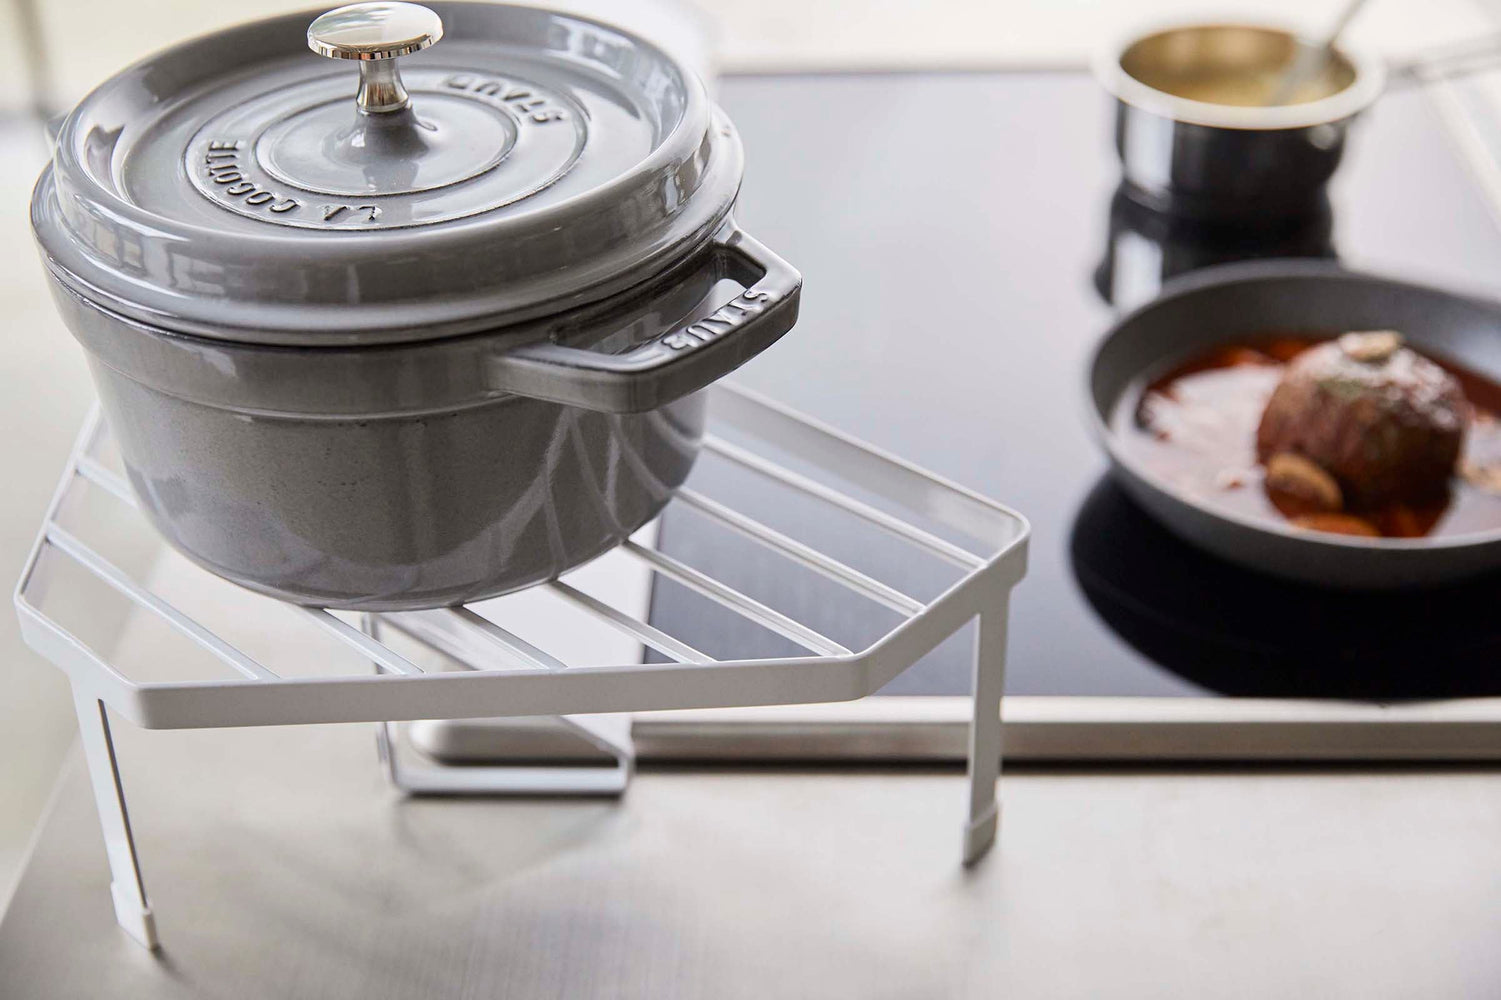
[1113, 335, 1501, 539]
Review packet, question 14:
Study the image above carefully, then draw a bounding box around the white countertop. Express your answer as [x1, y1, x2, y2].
[3, 721, 1501, 998]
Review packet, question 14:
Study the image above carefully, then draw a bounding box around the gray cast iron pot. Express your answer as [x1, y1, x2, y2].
[32, 3, 801, 610]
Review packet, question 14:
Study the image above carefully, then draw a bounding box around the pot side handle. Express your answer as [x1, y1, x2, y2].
[491, 224, 802, 413]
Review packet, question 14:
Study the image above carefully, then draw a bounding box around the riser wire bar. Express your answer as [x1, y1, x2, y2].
[373, 612, 629, 756]
[43, 524, 279, 682]
[546, 580, 711, 664]
[620, 540, 850, 656]
[298, 608, 425, 676]
[75, 455, 138, 508]
[363, 614, 634, 787]
[710, 384, 1025, 547]
[702, 434, 985, 570]
[441, 607, 568, 671]
[66, 453, 428, 680]
[672, 488, 925, 616]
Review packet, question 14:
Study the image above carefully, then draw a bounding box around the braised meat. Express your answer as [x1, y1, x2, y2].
[1255, 331, 1467, 509]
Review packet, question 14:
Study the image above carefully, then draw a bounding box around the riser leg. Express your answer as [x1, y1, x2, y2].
[73, 688, 157, 949]
[963, 594, 1009, 864]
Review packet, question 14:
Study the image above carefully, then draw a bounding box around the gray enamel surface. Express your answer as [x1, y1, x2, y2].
[32, 2, 742, 345]
[94, 360, 705, 610]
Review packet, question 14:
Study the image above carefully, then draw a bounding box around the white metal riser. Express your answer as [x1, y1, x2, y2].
[14, 383, 1029, 951]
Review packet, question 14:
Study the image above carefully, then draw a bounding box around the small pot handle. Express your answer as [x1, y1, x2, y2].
[491, 223, 802, 412]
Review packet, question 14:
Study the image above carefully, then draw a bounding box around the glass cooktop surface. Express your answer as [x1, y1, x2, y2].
[647, 71, 1501, 700]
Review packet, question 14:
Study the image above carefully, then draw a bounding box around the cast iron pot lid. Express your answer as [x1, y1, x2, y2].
[32, 2, 743, 346]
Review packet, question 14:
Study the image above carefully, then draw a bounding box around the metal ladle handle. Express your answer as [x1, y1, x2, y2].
[1265, 0, 1370, 106]
[308, 2, 444, 114]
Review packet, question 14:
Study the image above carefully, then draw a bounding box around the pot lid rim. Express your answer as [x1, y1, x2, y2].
[32, 1, 742, 344]
[34, 136, 744, 347]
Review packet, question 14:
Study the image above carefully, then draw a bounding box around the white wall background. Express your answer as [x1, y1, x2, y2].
[0, 0, 1495, 910]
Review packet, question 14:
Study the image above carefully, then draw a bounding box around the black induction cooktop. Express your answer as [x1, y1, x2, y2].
[646, 70, 1501, 702]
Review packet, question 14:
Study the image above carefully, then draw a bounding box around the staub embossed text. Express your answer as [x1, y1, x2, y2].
[442, 74, 568, 123]
[663, 289, 777, 351]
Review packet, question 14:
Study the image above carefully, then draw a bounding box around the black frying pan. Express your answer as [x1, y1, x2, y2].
[1088, 259, 1501, 588]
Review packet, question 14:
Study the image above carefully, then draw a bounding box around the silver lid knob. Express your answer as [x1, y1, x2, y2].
[308, 2, 444, 114]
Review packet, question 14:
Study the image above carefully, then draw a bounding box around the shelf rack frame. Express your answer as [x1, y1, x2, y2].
[15, 384, 1028, 951]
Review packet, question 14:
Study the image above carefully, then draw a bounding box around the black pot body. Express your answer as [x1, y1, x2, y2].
[1113, 100, 1352, 222]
